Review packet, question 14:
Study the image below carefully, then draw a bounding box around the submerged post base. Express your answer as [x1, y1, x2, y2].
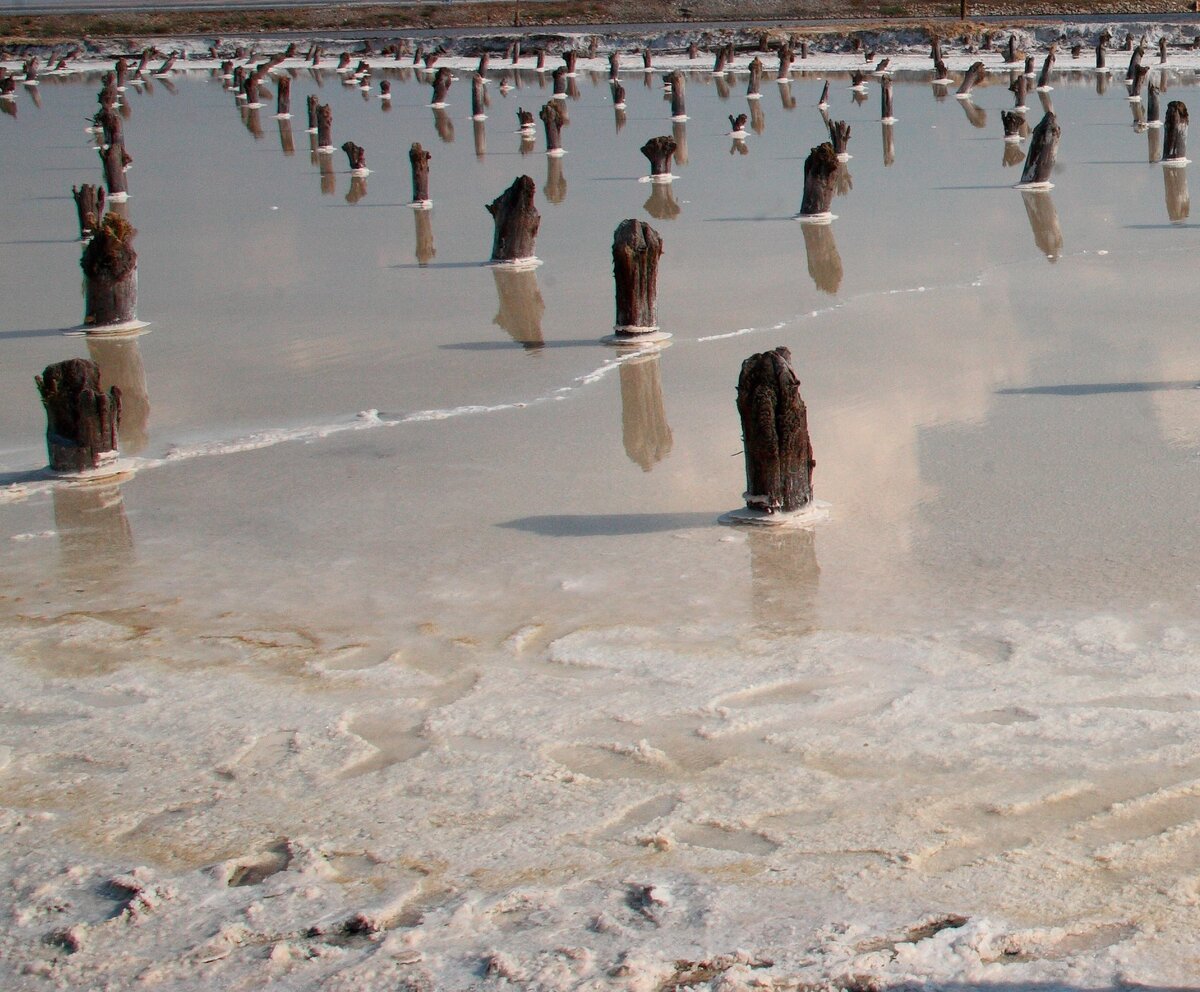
[719, 500, 831, 528]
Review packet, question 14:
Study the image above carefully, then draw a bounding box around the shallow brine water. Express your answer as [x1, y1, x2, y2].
[3, 47, 1200, 989]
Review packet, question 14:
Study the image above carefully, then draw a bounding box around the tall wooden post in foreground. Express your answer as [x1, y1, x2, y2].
[800, 142, 839, 216]
[35, 358, 121, 473]
[736, 347, 815, 514]
[487, 176, 540, 262]
[612, 218, 663, 334]
[82, 213, 137, 328]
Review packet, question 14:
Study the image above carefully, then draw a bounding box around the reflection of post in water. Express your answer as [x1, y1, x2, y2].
[802, 221, 843, 294]
[1164, 163, 1190, 223]
[53, 482, 134, 574]
[714, 73, 731, 99]
[882, 121, 895, 166]
[1038, 89, 1054, 116]
[413, 208, 435, 266]
[619, 351, 673, 471]
[545, 154, 566, 204]
[309, 130, 319, 165]
[318, 151, 335, 195]
[277, 117, 295, 156]
[835, 159, 853, 197]
[730, 136, 748, 156]
[1148, 125, 1162, 163]
[851, 88, 868, 107]
[644, 180, 681, 220]
[749, 99, 765, 135]
[1003, 139, 1026, 167]
[345, 174, 368, 204]
[86, 335, 149, 455]
[492, 267, 545, 348]
[959, 98, 987, 129]
[747, 528, 820, 634]
[778, 81, 796, 110]
[1021, 190, 1062, 262]
[473, 117, 486, 159]
[432, 106, 454, 142]
[1131, 99, 1147, 128]
[614, 106, 627, 133]
[672, 120, 689, 166]
[241, 105, 264, 139]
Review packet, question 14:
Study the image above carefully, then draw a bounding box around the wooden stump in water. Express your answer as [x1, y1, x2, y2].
[826, 118, 851, 157]
[611, 81, 626, 107]
[747, 56, 762, 96]
[431, 66, 452, 104]
[1011, 74, 1028, 107]
[337, 52, 352, 71]
[477, 51, 490, 74]
[511, 41, 521, 64]
[1126, 43, 1144, 79]
[1124, 32, 1134, 51]
[471, 72, 486, 117]
[486, 175, 540, 262]
[1128, 63, 1149, 97]
[1148, 82, 1161, 125]
[1164, 100, 1189, 160]
[778, 45, 793, 79]
[669, 70, 686, 117]
[800, 142, 838, 216]
[81, 213, 137, 328]
[380, 80, 392, 101]
[817, 80, 829, 106]
[851, 69, 867, 88]
[276, 75, 290, 115]
[640, 135, 677, 177]
[342, 141, 366, 170]
[1024, 55, 1035, 75]
[1096, 39, 1107, 69]
[536, 49, 546, 70]
[609, 51, 620, 78]
[1037, 49, 1055, 88]
[687, 42, 698, 61]
[1020, 111, 1060, 184]
[316, 103, 333, 147]
[517, 106, 535, 129]
[729, 112, 748, 132]
[539, 101, 565, 151]
[551, 65, 567, 97]
[880, 76, 894, 119]
[1071, 42, 1082, 59]
[98, 72, 117, 108]
[99, 142, 131, 198]
[409, 142, 431, 202]
[35, 358, 121, 474]
[563, 48, 577, 74]
[1159, 37, 1168, 63]
[800, 39, 809, 59]
[115, 57, 128, 89]
[736, 347, 815, 514]
[72, 184, 105, 239]
[612, 218, 663, 333]
[1001, 109, 1024, 138]
[932, 35, 943, 61]
[957, 60, 985, 95]
[306, 94, 319, 130]
[644, 47, 655, 69]
[713, 46, 728, 73]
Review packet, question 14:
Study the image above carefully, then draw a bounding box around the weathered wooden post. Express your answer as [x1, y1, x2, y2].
[487, 175, 540, 262]
[668, 70, 686, 119]
[540, 101, 565, 154]
[275, 75, 291, 117]
[1164, 161, 1190, 221]
[1011, 73, 1028, 109]
[472, 72, 487, 119]
[933, 58, 950, 83]
[873, 57, 890, 74]
[23, 56, 38, 85]
[609, 51, 620, 79]
[517, 106, 536, 131]
[880, 76, 895, 122]
[536, 49, 546, 71]
[551, 65, 567, 97]
[35, 359, 121, 474]
[1147, 82, 1162, 127]
[306, 93, 319, 131]
[380, 79, 392, 102]
[511, 41, 521, 64]
[713, 45, 729, 74]
[1024, 55, 1035, 76]
[735, 347, 815, 515]
[957, 60, 985, 97]
[802, 221, 842, 294]
[1071, 42, 1082, 59]
[1037, 48, 1055, 89]
[827, 118, 851, 159]
[153, 52, 176, 76]
[851, 69, 867, 90]
[1159, 36, 1168, 64]
[562, 48, 577, 74]
[409, 141, 432, 204]
[644, 47, 655, 70]
[611, 81, 626, 109]
[1096, 35, 1108, 70]
[799, 142, 838, 217]
[612, 218, 663, 336]
[72, 184, 105, 239]
[817, 80, 829, 107]
[99, 142, 131, 200]
[1128, 63, 1150, 98]
[342, 141, 367, 173]
[1164, 100, 1189, 162]
[492, 268, 545, 347]
[81, 213, 138, 329]
[747, 56, 762, 98]
[337, 51, 352, 72]
[640, 135, 677, 178]
[778, 44, 793, 80]
[431, 66, 452, 105]
[1001, 109, 1024, 140]
[316, 103, 333, 150]
[1019, 111, 1060, 186]
[730, 112, 748, 134]
[1126, 41, 1144, 80]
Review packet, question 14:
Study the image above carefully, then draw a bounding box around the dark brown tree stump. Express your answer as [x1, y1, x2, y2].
[1020, 111, 1060, 184]
[933, 58, 949, 81]
[551, 65, 568, 97]
[431, 66, 452, 105]
[932, 35, 943, 61]
[154, 53, 176, 75]
[817, 80, 829, 106]
[1022, 189, 1062, 261]
[517, 106, 535, 129]
[609, 51, 620, 78]
[957, 60, 985, 96]
[409, 141, 431, 202]
[492, 267, 545, 347]
[1024, 55, 1035, 76]
[1003, 34, 1015, 62]
[342, 140, 366, 171]
[35, 358, 121, 474]
[99, 142, 131, 198]
[477, 52, 490, 74]
[380, 80, 392, 101]
[641, 135, 677, 177]
[621, 353, 673, 470]
[851, 69, 867, 88]
[536, 49, 546, 70]
[72, 184, 105, 239]
[826, 118, 851, 158]
[1126, 42, 1145, 80]
[23, 57, 38, 83]
[1165, 100, 1189, 160]
[1011, 73, 1028, 108]
[95, 106, 123, 150]
[730, 112, 748, 132]
[306, 93, 319, 130]
[1096, 39, 1107, 69]
[487, 175, 540, 262]
[800, 39, 809, 59]
[1037, 49, 1056, 89]
[563, 49, 577, 74]
[540, 101, 565, 152]
[1148, 82, 1161, 126]
[1128, 63, 1150, 97]
[1071, 42, 1082, 59]
[471, 72, 486, 118]
[276, 75, 291, 116]
[1164, 161, 1190, 222]
[612, 81, 626, 107]
[511, 41, 521, 64]
[713, 46, 728, 73]
[81, 213, 137, 328]
[881, 76, 895, 120]
[98, 73, 117, 108]
[802, 221, 842, 294]
[747, 56, 762, 97]
[1001, 109, 1024, 138]
[736, 346, 815, 514]
[316, 103, 333, 148]
[778, 45, 794, 79]
[800, 142, 838, 216]
[874, 57, 891, 73]
[612, 218, 663, 333]
[669, 70, 686, 118]
[337, 52, 352, 71]
[115, 57, 129, 89]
